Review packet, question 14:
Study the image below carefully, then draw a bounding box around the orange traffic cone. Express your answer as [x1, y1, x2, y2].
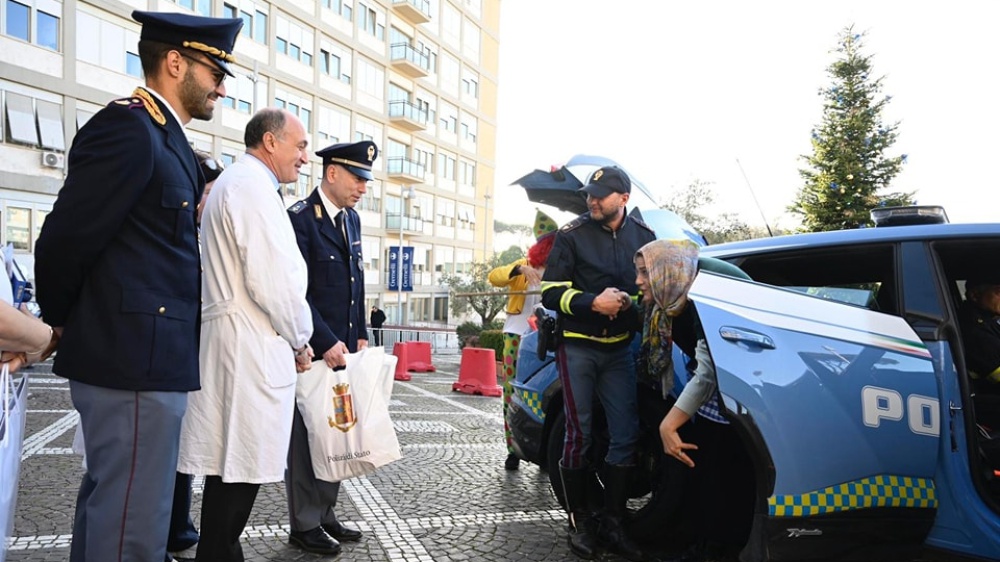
[452, 347, 502, 397]
[393, 342, 412, 381]
[407, 341, 436, 372]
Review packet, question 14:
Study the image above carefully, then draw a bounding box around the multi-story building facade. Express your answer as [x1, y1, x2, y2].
[0, 0, 498, 328]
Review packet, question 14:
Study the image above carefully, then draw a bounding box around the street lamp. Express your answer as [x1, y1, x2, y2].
[397, 186, 416, 325]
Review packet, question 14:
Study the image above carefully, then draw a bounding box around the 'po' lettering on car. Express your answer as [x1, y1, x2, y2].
[862, 385, 940, 436]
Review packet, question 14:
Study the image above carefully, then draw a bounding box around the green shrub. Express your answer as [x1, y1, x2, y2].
[477, 329, 505, 361]
[456, 321, 481, 349]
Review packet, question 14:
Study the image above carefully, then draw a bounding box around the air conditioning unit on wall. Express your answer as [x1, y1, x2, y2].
[41, 151, 64, 169]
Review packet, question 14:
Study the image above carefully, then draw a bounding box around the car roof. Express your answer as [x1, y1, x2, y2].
[701, 222, 1000, 259]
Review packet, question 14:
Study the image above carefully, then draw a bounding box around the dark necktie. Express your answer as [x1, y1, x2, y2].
[335, 210, 349, 246]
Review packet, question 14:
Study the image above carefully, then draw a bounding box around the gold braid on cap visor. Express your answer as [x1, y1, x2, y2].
[182, 41, 236, 63]
[328, 157, 372, 170]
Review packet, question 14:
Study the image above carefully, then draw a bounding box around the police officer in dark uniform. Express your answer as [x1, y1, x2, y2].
[33, 10, 242, 562]
[540, 166, 655, 561]
[959, 274, 1000, 429]
[284, 140, 377, 554]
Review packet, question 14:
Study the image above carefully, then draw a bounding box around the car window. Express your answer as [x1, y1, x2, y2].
[785, 284, 880, 309]
[731, 244, 897, 315]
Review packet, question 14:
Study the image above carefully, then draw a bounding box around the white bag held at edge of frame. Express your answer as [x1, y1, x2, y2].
[0, 363, 28, 562]
[295, 347, 402, 483]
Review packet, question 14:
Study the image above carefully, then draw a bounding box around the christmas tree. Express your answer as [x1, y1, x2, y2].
[791, 26, 914, 232]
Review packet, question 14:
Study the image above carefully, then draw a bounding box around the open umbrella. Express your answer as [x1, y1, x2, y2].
[510, 154, 659, 215]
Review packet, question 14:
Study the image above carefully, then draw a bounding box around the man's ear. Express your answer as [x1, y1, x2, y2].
[164, 50, 185, 80]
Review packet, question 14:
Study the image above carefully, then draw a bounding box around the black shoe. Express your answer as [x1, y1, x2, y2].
[288, 527, 342, 555]
[505, 454, 520, 471]
[322, 520, 363, 542]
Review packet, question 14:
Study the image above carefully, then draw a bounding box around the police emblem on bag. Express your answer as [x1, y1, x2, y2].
[328, 383, 358, 431]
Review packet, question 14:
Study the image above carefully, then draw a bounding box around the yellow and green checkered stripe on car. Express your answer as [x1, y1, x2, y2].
[768, 475, 936, 517]
[518, 389, 544, 420]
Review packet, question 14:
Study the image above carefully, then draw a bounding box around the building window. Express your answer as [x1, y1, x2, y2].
[458, 160, 475, 187]
[167, 0, 211, 16]
[357, 180, 381, 214]
[319, 38, 352, 84]
[4, 0, 60, 51]
[356, 2, 383, 40]
[438, 101, 457, 134]
[3, 90, 64, 150]
[5, 206, 31, 250]
[323, 0, 351, 21]
[361, 236, 380, 272]
[356, 57, 384, 100]
[222, 73, 263, 115]
[126, 51, 141, 77]
[78, 11, 141, 75]
[462, 75, 478, 99]
[460, 117, 477, 144]
[437, 152, 455, 180]
[5, 0, 29, 41]
[36, 7, 57, 49]
[275, 88, 312, 132]
[317, 104, 350, 146]
[4, 92, 37, 146]
[36, 99, 64, 150]
[433, 296, 448, 322]
[2, 203, 49, 253]
[276, 16, 313, 66]
[253, 10, 266, 42]
[223, 1, 267, 45]
[283, 171, 310, 199]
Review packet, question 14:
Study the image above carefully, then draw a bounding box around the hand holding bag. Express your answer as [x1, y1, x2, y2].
[295, 347, 402, 482]
[0, 363, 28, 562]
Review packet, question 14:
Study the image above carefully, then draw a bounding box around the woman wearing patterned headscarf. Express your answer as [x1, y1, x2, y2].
[488, 210, 558, 471]
[632, 239, 754, 562]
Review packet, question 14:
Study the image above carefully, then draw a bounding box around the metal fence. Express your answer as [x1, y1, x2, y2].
[371, 326, 461, 355]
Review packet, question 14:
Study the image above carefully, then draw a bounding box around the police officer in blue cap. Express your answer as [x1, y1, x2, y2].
[285, 140, 378, 554]
[34, 10, 242, 562]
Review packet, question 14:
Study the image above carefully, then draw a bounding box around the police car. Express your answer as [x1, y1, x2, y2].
[507, 204, 1000, 561]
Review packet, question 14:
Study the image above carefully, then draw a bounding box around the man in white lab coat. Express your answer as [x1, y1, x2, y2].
[178, 108, 314, 562]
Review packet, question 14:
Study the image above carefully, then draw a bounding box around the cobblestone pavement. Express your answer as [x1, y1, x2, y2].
[6, 353, 627, 562]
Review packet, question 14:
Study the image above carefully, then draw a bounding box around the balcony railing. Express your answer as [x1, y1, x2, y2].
[391, 0, 431, 24]
[386, 156, 426, 183]
[389, 43, 430, 78]
[388, 100, 429, 131]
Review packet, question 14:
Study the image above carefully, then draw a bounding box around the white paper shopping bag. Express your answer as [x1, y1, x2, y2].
[295, 347, 402, 482]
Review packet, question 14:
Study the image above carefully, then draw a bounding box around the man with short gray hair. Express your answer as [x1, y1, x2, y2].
[178, 107, 314, 562]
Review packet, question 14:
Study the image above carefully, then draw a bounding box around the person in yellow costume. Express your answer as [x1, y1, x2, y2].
[488, 210, 558, 470]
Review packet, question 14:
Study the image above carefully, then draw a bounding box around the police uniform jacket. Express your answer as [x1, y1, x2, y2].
[287, 189, 367, 354]
[541, 211, 655, 346]
[958, 300, 1000, 393]
[34, 88, 203, 391]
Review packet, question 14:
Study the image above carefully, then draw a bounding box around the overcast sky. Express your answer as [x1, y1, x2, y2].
[492, 1, 1000, 231]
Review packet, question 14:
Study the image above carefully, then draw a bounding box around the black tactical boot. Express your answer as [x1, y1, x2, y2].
[560, 464, 600, 559]
[599, 464, 648, 562]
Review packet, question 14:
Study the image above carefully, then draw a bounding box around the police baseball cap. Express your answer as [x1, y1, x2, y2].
[132, 10, 243, 76]
[579, 166, 631, 199]
[316, 140, 379, 181]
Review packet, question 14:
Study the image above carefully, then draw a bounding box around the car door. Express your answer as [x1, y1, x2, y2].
[689, 271, 940, 562]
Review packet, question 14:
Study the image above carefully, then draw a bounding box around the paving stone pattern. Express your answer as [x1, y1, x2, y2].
[3, 354, 616, 562]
